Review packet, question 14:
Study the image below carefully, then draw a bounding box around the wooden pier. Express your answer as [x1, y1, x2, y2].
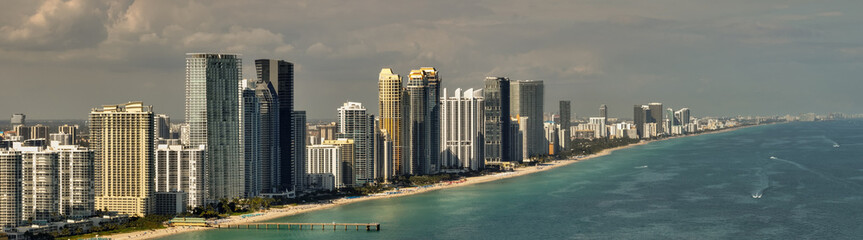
[216, 223, 381, 231]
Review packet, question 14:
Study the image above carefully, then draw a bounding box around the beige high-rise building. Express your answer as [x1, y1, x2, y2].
[378, 68, 404, 177]
[90, 102, 154, 217]
[322, 139, 355, 187]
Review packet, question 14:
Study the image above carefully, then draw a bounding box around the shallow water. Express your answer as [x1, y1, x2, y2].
[160, 120, 863, 239]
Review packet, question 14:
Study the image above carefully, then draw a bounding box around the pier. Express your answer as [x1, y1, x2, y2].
[216, 223, 381, 231]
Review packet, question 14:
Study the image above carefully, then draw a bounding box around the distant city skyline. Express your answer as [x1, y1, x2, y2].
[2, 1, 862, 120]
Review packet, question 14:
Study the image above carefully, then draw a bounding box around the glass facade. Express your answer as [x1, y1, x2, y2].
[186, 53, 244, 201]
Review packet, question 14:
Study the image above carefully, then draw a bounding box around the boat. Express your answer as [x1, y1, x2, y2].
[635, 165, 648, 169]
[752, 193, 762, 199]
[769, 156, 777, 160]
[834, 144, 840, 148]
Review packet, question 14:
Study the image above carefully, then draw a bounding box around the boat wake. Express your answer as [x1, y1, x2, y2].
[824, 136, 840, 148]
[635, 165, 648, 169]
[768, 156, 862, 189]
[752, 168, 769, 199]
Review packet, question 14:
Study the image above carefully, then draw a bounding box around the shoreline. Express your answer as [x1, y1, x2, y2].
[103, 124, 764, 240]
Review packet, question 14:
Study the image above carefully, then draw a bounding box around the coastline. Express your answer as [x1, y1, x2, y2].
[102, 124, 762, 240]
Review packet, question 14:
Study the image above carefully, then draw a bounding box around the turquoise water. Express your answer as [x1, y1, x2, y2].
[160, 120, 863, 239]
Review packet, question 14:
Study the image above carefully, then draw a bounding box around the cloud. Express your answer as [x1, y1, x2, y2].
[0, 0, 112, 51]
[306, 42, 333, 57]
[0, 0, 861, 119]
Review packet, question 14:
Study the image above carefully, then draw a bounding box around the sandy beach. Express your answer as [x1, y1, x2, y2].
[98, 124, 760, 240]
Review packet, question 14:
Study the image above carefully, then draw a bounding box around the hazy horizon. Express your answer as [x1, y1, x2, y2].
[1, 0, 861, 120]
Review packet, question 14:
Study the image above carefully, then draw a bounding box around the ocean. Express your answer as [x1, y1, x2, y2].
[159, 120, 863, 239]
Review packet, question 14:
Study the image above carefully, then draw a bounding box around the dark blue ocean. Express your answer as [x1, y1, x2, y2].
[160, 120, 863, 239]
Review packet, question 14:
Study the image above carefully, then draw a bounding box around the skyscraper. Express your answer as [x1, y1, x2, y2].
[255, 69, 280, 193]
[58, 125, 78, 145]
[374, 118, 393, 180]
[648, 103, 664, 134]
[600, 104, 608, 122]
[255, 59, 295, 192]
[154, 114, 171, 141]
[241, 80, 260, 197]
[634, 105, 649, 138]
[10, 114, 25, 126]
[0, 150, 22, 228]
[28, 124, 49, 140]
[21, 150, 58, 223]
[154, 144, 206, 208]
[421, 68, 442, 175]
[407, 69, 430, 175]
[441, 88, 485, 170]
[90, 101, 153, 216]
[292, 111, 307, 192]
[510, 80, 545, 158]
[186, 53, 244, 201]
[322, 139, 355, 187]
[55, 145, 95, 219]
[337, 102, 374, 184]
[306, 144, 341, 190]
[559, 101, 571, 151]
[483, 77, 511, 164]
[378, 68, 404, 177]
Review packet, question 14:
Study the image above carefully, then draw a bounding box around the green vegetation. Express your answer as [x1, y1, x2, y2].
[182, 196, 275, 218]
[390, 174, 460, 186]
[62, 215, 171, 240]
[570, 138, 640, 156]
[348, 184, 393, 195]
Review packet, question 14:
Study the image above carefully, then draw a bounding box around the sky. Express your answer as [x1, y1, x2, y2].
[1, 0, 861, 120]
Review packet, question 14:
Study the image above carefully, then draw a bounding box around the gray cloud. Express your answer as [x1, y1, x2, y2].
[1, 0, 861, 121]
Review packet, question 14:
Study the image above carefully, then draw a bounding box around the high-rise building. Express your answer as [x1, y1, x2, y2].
[600, 104, 608, 122]
[10, 114, 25, 126]
[441, 88, 485, 171]
[337, 102, 374, 184]
[675, 108, 691, 126]
[49, 133, 73, 146]
[90, 101, 153, 216]
[58, 125, 78, 144]
[54, 145, 95, 220]
[510, 80, 545, 157]
[14, 125, 31, 141]
[28, 124, 49, 140]
[378, 68, 405, 177]
[374, 118, 393, 180]
[590, 117, 607, 138]
[0, 150, 22, 228]
[154, 114, 171, 141]
[255, 76, 280, 194]
[559, 101, 571, 151]
[648, 103, 664, 135]
[634, 105, 648, 138]
[21, 150, 58, 223]
[508, 117, 523, 164]
[306, 144, 342, 190]
[152, 191, 187, 215]
[544, 121, 558, 155]
[407, 69, 431, 175]
[241, 79, 260, 198]
[187, 53, 244, 201]
[517, 117, 530, 161]
[255, 59, 295, 192]
[421, 68, 442, 176]
[483, 77, 511, 164]
[292, 111, 307, 192]
[154, 144, 206, 208]
[322, 139, 355, 187]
